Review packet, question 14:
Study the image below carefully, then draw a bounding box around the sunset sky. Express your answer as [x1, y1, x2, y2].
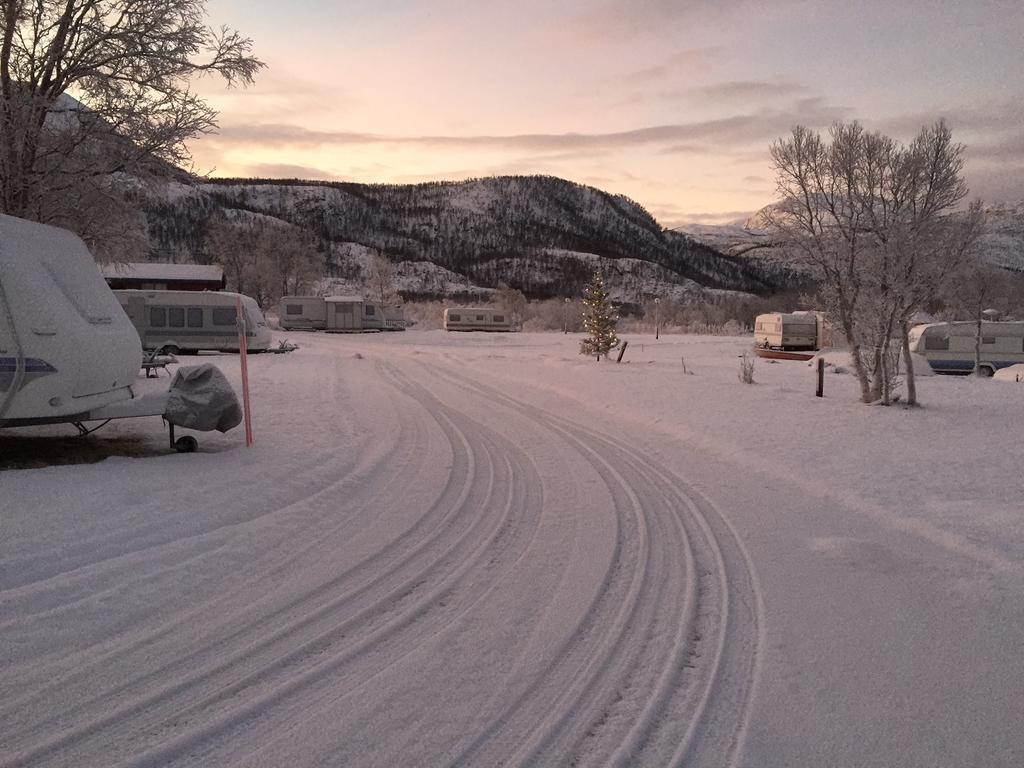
[193, 0, 1024, 227]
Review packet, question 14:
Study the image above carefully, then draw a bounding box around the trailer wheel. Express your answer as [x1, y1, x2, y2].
[160, 344, 180, 356]
[174, 435, 198, 453]
[976, 364, 995, 378]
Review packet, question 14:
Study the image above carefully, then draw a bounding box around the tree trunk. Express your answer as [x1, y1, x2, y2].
[974, 315, 983, 375]
[902, 322, 917, 406]
[879, 345, 890, 405]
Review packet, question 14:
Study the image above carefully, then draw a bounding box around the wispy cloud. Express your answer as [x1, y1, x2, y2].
[619, 48, 721, 85]
[215, 97, 848, 156]
[234, 163, 344, 180]
[572, 0, 749, 40]
[673, 81, 809, 104]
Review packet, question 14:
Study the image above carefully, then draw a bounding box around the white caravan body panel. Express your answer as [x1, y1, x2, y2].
[279, 296, 328, 330]
[908, 321, 1024, 375]
[443, 306, 514, 332]
[113, 289, 271, 353]
[0, 214, 141, 424]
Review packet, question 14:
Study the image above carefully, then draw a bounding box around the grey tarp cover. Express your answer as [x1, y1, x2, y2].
[163, 364, 242, 432]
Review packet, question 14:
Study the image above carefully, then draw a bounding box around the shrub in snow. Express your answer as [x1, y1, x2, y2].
[738, 353, 755, 384]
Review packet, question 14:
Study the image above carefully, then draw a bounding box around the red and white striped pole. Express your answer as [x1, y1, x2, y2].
[236, 296, 254, 446]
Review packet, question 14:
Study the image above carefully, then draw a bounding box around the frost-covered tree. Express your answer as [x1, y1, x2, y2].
[579, 270, 619, 360]
[205, 214, 318, 307]
[365, 252, 397, 308]
[766, 120, 983, 405]
[495, 284, 526, 329]
[0, 0, 263, 256]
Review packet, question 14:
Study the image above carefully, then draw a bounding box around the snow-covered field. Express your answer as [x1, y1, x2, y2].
[2, 331, 1023, 767]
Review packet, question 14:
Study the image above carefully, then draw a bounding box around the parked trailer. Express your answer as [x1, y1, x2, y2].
[443, 307, 515, 332]
[754, 311, 822, 351]
[278, 296, 327, 330]
[279, 295, 406, 332]
[909, 321, 1024, 376]
[1, 214, 142, 426]
[114, 289, 272, 354]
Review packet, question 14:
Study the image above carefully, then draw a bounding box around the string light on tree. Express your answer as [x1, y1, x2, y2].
[579, 270, 620, 360]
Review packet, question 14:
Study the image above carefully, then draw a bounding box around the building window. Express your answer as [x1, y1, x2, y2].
[365, 305, 375, 316]
[168, 307, 185, 327]
[286, 304, 303, 315]
[924, 335, 949, 351]
[212, 308, 236, 326]
[187, 308, 203, 327]
[150, 307, 166, 327]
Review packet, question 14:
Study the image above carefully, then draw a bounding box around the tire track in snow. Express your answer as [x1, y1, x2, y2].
[0, 353, 426, 721]
[429, 362, 764, 768]
[0, 360, 546, 768]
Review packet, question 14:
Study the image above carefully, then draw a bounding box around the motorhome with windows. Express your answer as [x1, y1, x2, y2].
[443, 307, 514, 332]
[908, 321, 1024, 376]
[278, 295, 406, 332]
[114, 290, 271, 354]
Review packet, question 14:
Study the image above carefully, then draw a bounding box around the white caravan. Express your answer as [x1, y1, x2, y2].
[908, 321, 1024, 376]
[754, 311, 822, 351]
[0, 214, 144, 426]
[278, 295, 405, 332]
[443, 306, 515, 332]
[278, 296, 327, 330]
[114, 289, 272, 354]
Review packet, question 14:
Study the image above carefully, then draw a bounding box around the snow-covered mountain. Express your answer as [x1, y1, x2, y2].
[678, 202, 1024, 275]
[140, 176, 799, 303]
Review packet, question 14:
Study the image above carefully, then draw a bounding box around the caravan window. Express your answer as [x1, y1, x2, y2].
[924, 335, 949, 351]
[168, 307, 185, 328]
[477, 315, 485, 321]
[449, 313, 461, 322]
[150, 307, 167, 327]
[365, 305, 375, 316]
[286, 304, 303, 315]
[982, 336, 996, 345]
[212, 308, 236, 326]
[493, 315, 505, 323]
[187, 308, 203, 327]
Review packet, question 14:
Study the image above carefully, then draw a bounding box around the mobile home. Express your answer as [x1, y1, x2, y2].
[908, 321, 1024, 376]
[754, 311, 822, 351]
[279, 295, 406, 332]
[443, 307, 515, 332]
[1, 215, 143, 426]
[279, 296, 327, 331]
[325, 296, 382, 332]
[114, 289, 272, 354]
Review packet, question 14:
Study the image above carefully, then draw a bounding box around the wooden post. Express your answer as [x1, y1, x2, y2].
[236, 296, 254, 446]
[816, 357, 825, 398]
[616, 340, 628, 363]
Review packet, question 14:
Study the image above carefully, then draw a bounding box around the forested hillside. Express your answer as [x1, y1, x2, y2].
[140, 175, 803, 303]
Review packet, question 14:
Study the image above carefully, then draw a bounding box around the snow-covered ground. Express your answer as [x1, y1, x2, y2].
[2, 331, 1022, 767]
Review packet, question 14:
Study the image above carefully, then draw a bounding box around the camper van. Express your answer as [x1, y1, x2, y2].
[0, 214, 143, 426]
[278, 295, 406, 332]
[443, 307, 515, 332]
[278, 296, 327, 330]
[908, 321, 1024, 376]
[114, 290, 272, 354]
[754, 312, 822, 351]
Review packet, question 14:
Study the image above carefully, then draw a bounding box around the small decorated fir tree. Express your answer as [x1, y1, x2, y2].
[579, 270, 619, 360]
